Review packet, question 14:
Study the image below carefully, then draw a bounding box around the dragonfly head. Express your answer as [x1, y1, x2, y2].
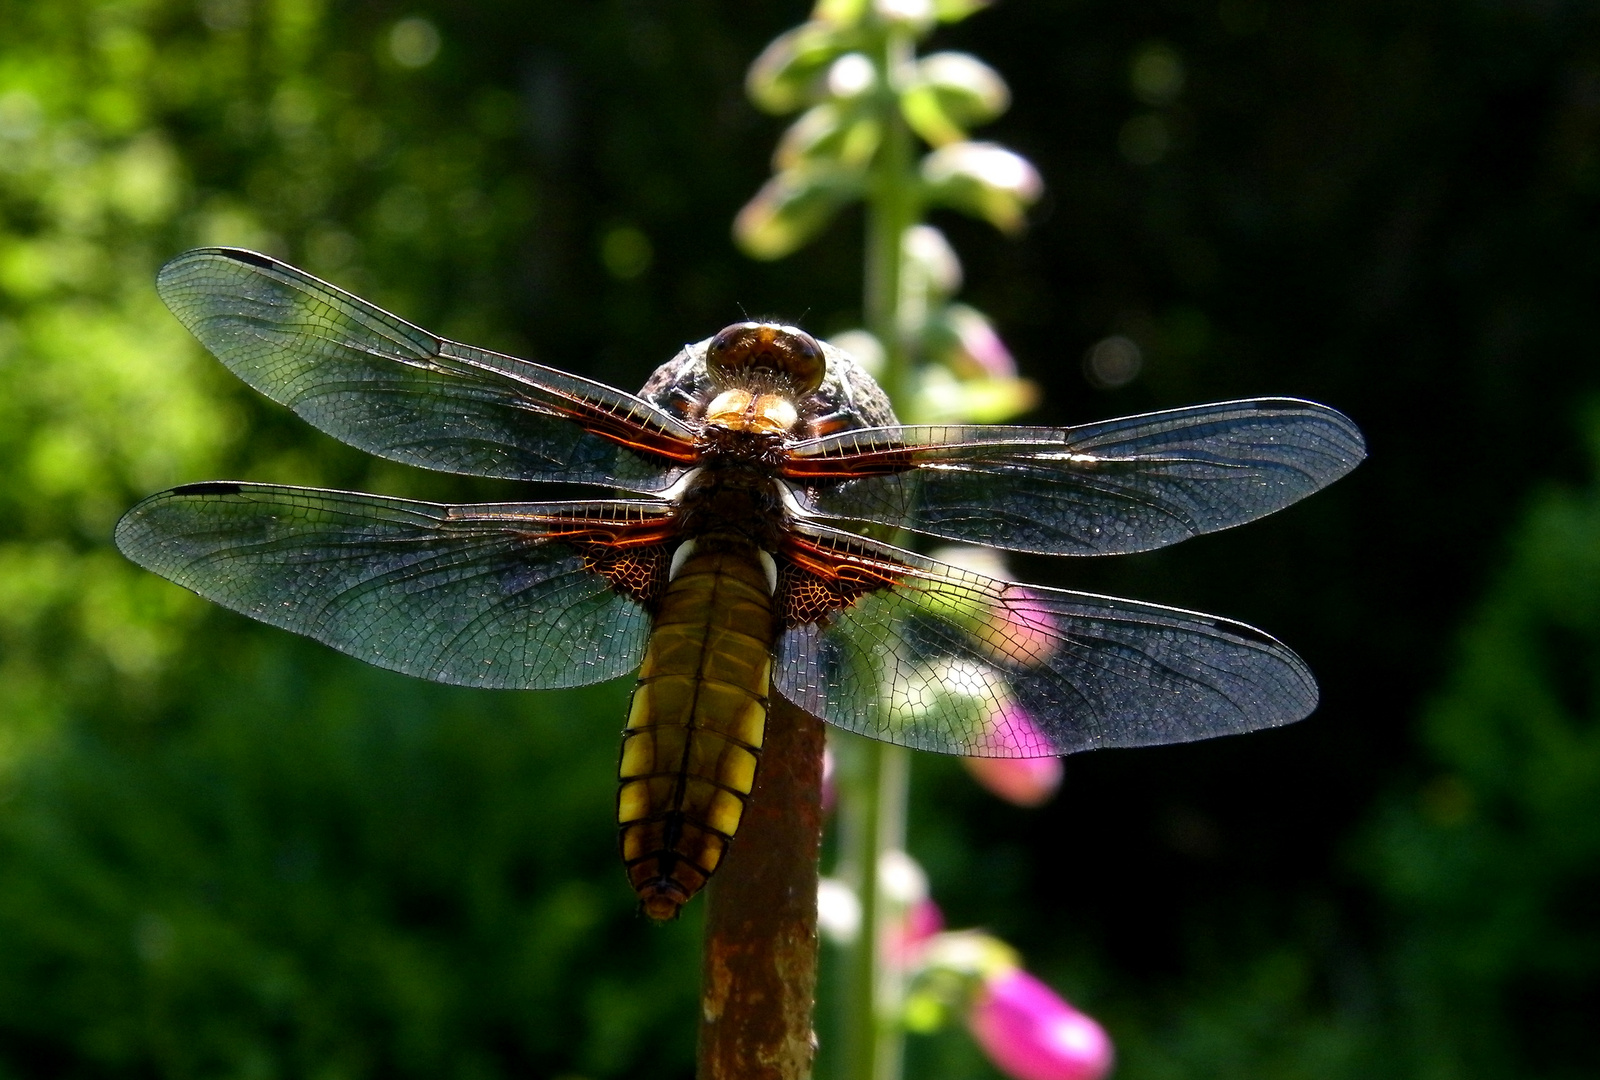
[705, 321, 826, 395]
[637, 320, 898, 438]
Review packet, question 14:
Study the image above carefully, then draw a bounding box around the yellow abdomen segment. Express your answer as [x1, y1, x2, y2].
[618, 542, 775, 920]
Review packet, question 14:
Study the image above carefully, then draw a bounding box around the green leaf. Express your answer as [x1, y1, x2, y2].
[813, 0, 872, 26]
[733, 165, 865, 260]
[931, 0, 993, 22]
[774, 102, 883, 172]
[745, 21, 860, 115]
[900, 52, 1010, 147]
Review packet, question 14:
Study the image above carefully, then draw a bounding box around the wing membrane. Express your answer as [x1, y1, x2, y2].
[788, 398, 1365, 555]
[775, 526, 1317, 756]
[157, 249, 695, 492]
[115, 483, 665, 689]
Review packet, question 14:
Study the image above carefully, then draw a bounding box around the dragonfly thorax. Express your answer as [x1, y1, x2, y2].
[674, 462, 789, 554]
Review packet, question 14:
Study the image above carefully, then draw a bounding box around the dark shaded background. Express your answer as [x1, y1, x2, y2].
[2, 1, 1597, 1077]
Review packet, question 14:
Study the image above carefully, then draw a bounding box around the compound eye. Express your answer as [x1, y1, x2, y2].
[705, 322, 826, 394]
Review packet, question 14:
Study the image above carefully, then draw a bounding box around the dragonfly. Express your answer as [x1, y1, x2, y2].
[116, 248, 1365, 920]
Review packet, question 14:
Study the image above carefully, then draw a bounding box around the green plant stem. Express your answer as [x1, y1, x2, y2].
[840, 20, 920, 1080]
[864, 26, 918, 410]
[836, 735, 912, 1080]
[836, 734, 880, 1078]
[872, 743, 910, 1080]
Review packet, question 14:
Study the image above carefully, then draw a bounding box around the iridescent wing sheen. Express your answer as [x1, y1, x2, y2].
[785, 398, 1366, 556]
[774, 525, 1317, 757]
[115, 483, 671, 689]
[157, 249, 696, 493]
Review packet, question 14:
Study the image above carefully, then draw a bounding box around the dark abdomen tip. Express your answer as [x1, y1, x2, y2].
[638, 881, 691, 922]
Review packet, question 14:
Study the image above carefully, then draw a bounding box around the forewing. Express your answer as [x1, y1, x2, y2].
[157, 248, 696, 492]
[115, 483, 667, 689]
[788, 398, 1365, 555]
[774, 527, 1317, 756]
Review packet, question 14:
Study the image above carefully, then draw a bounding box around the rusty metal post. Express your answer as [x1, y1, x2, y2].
[697, 697, 825, 1080]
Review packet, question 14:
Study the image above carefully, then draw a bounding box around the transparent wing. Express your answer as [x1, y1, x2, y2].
[115, 482, 668, 689]
[774, 526, 1317, 756]
[787, 398, 1365, 555]
[157, 248, 696, 493]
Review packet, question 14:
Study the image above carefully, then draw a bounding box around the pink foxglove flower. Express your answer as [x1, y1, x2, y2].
[920, 141, 1043, 234]
[965, 703, 1062, 805]
[945, 303, 1017, 378]
[967, 968, 1113, 1080]
[884, 896, 946, 968]
[963, 752, 1062, 807]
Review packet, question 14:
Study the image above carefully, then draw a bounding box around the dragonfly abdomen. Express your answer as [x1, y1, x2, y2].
[618, 540, 775, 921]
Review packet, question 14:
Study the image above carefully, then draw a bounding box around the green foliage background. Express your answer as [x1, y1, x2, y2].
[1, 1, 1597, 1077]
